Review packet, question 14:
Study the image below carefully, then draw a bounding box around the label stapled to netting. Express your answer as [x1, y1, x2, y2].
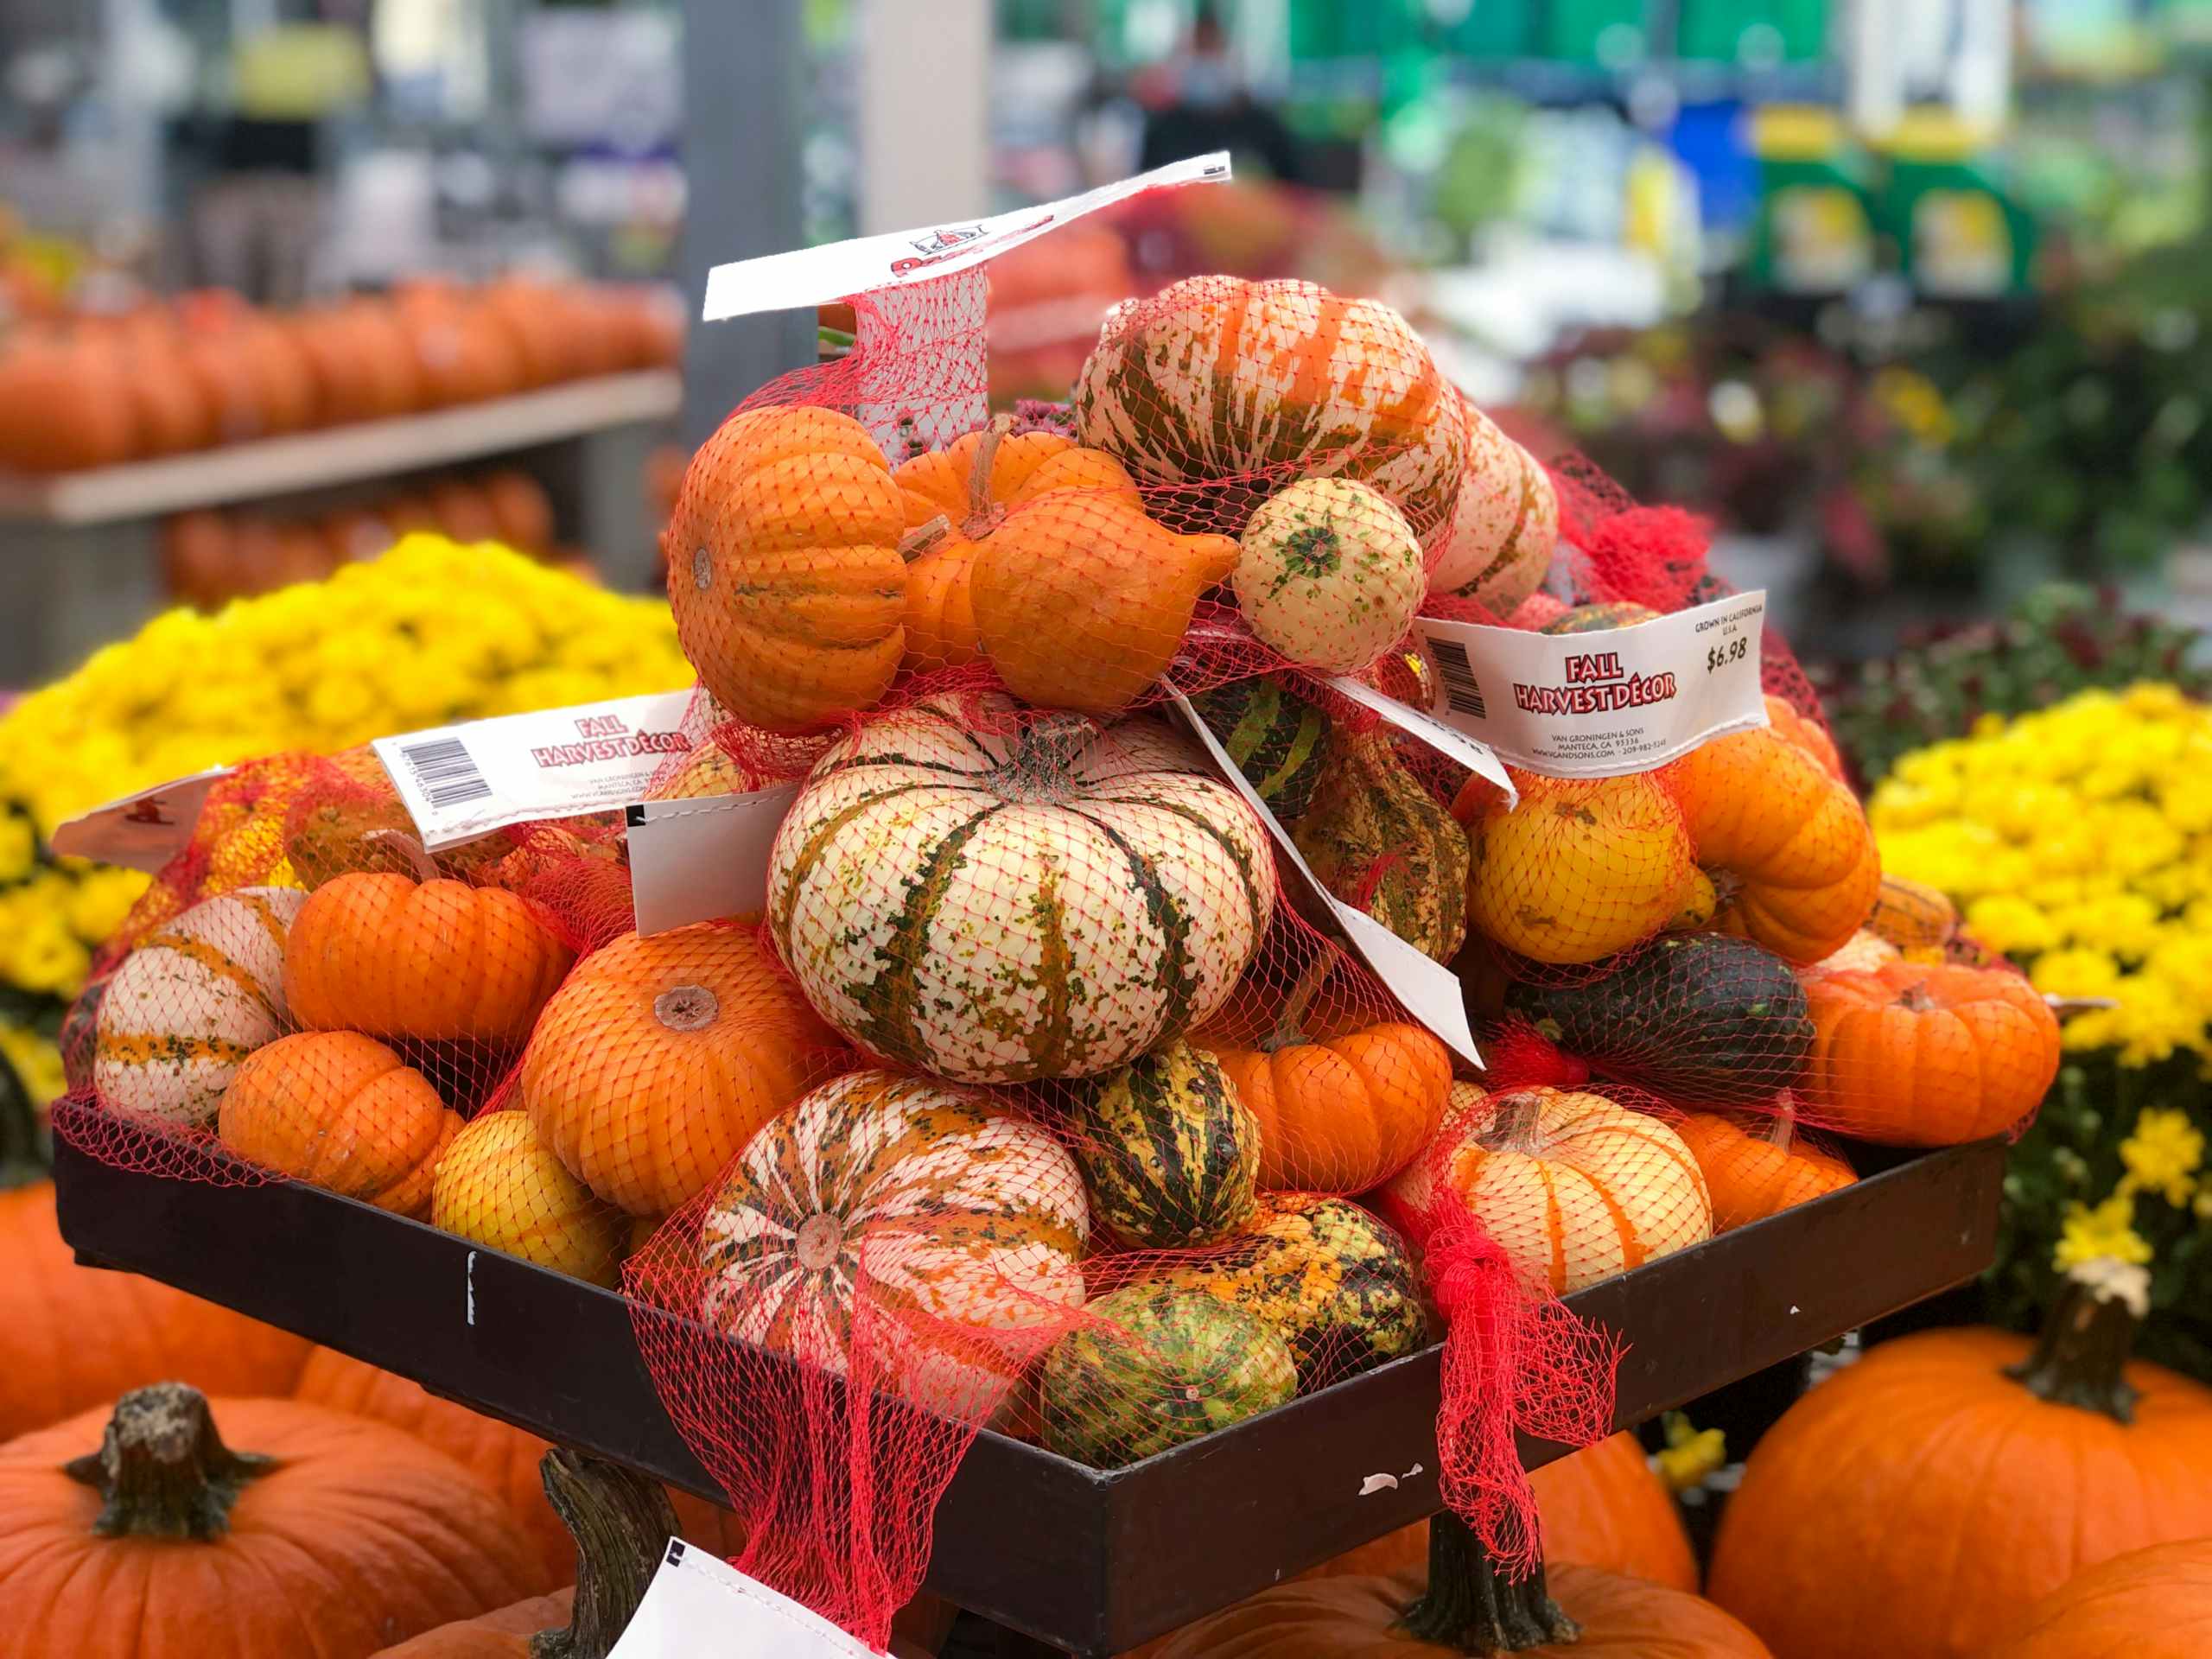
[701, 150, 1230, 318]
[369, 690, 697, 851]
[626, 785, 798, 936]
[1165, 690, 1481, 1068]
[1412, 590, 1770, 778]
[607, 1539, 880, 1658]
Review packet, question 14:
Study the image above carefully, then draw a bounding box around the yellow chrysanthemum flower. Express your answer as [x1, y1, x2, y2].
[2119, 1108, 2205, 1207]
[2055, 1193, 2155, 1271]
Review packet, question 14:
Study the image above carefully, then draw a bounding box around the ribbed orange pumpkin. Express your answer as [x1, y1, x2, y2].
[284, 860, 574, 1044]
[1866, 873, 1959, 953]
[218, 1031, 461, 1217]
[1762, 695, 1845, 780]
[665, 406, 910, 733]
[0, 1180, 310, 1442]
[1978, 1538, 2212, 1659]
[519, 922, 842, 1217]
[0, 1383, 540, 1659]
[1386, 1084, 1712, 1294]
[1664, 726, 1881, 965]
[1802, 958, 2061, 1145]
[1707, 1272, 2212, 1659]
[1672, 1109, 1855, 1231]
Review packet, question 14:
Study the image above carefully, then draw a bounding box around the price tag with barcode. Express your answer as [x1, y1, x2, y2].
[370, 690, 698, 850]
[1413, 591, 1770, 778]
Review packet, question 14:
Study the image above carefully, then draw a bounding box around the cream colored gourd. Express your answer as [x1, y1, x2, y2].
[1235, 478, 1426, 674]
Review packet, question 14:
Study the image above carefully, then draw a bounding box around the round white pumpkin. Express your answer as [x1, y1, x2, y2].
[699, 1068, 1090, 1421]
[1426, 401, 1559, 611]
[767, 692, 1277, 1084]
[1387, 1082, 1711, 1294]
[92, 885, 305, 1127]
[1073, 276, 1466, 548]
[1234, 477, 1426, 674]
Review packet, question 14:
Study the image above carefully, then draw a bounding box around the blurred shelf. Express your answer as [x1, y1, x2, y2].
[53, 1114, 2002, 1658]
[0, 371, 681, 528]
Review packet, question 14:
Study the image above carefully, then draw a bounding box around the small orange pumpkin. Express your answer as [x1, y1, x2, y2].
[1802, 957, 2061, 1145]
[283, 840, 573, 1045]
[1195, 957, 1452, 1193]
[1763, 694, 1845, 779]
[664, 406, 910, 733]
[1672, 1107, 1855, 1231]
[1866, 872, 1959, 954]
[218, 1031, 461, 1217]
[1665, 726, 1882, 965]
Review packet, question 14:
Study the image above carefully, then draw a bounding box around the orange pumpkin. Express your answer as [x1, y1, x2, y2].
[1763, 694, 1845, 779]
[1866, 873, 1959, 953]
[1672, 1108, 1854, 1231]
[519, 922, 842, 1217]
[284, 848, 574, 1044]
[1980, 1538, 2212, 1659]
[0, 1382, 540, 1659]
[1708, 1269, 2212, 1659]
[1664, 726, 1882, 964]
[664, 405, 910, 733]
[966, 436, 1241, 715]
[1802, 958, 2061, 1145]
[0, 1180, 310, 1442]
[1195, 957, 1452, 1193]
[218, 1031, 461, 1217]
[1386, 1084, 1711, 1294]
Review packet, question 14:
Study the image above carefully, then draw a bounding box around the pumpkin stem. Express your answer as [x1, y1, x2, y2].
[1263, 950, 1339, 1052]
[60, 1382, 276, 1541]
[360, 827, 441, 885]
[1765, 1092, 1798, 1157]
[530, 1451, 680, 1659]
[1400, 1510, 1580, 1652]
[989, 713, 1099, 802]
[964, 414, 1015, 536]
[898, 512, 953, 562]
[1478, 1090, 1548, 1154]
[2004, 1258, 2147, 1425]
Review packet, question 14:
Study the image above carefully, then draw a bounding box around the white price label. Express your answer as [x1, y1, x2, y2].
[626, 785, 799, 936]
[608, 1539, 881, 1659]
[49, 767, 232, 873]
[1413, 591, 1770, 778]
[371, 690, 697, 851]
[1166, 691, 1480, 1067]
[1325, 674, 1517, 810]
[702, 151, 1230, 318]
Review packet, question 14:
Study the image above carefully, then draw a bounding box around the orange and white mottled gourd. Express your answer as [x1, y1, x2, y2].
[1427, 401, 1559, 612]
[767, 694, 1277, 1084]
[1387, 1084, 1712, 1294]
[519, 923, 841, 1218]
[1234, 477, 1426, 674]
[664, 406, 910, 733]
[1073, 276, 1468, 548]
[92, 886, 302, 1127]
[698, 1069, 1090, 1421]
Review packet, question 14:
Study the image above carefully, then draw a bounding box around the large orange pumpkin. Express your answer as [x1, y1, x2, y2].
[1386, 1084, 1712, 1294]
[0, 1382, 540, 1659]
[284, 855, 575, 1044]
[519, 922, 842, 1217]
[1707, 1269, 2212, 1659]
[664, 406, 910, 733]
[1672, 1108, 1855, 1231]
[1978, 1538, 2212, 1659]
[0, 1180, 310, 1442]
[1801, 957, 2061, 1145]
[1664, 726, 1882, 965]
[218, 1031, 462, 1217]
[1195, 957, 1452, 1193]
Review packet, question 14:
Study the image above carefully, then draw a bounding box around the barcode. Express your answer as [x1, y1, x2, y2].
[398, 737, 492, 812]
[1428, 639, 1487, 719]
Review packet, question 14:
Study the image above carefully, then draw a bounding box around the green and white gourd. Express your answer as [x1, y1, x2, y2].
[92, 886, 304, 1128]
[767, 692, 1278, 1085]
[1234, 478, 1426, 675]
[1186, 676, 1332, 820]
[1071, 1040, 1260, 1248]
[1041, 1284, 1296, 1468]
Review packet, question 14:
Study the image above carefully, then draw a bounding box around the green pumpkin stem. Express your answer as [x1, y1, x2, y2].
[965, 414, 1016, 536]
[61, 1382, 277, 1541]
[531, 1451, 681, 1659]
[1263, 950, 1340, 1051]
[1400, 1510, 1580, 1652]
[2005, 1262, 2145, 1425]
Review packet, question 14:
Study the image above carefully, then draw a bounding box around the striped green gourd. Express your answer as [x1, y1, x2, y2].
[1071, 1040, 1260, 1248]
[1187, 676, 1333, 820]
[1290, 730, 1470, 962]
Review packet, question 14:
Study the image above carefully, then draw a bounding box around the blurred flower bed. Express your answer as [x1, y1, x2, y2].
[1872, 682, 2212, 1380]
[0, 536, 691, 1108]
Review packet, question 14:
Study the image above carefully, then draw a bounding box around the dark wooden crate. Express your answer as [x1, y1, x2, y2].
[53, 1118, 2003, 1656]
